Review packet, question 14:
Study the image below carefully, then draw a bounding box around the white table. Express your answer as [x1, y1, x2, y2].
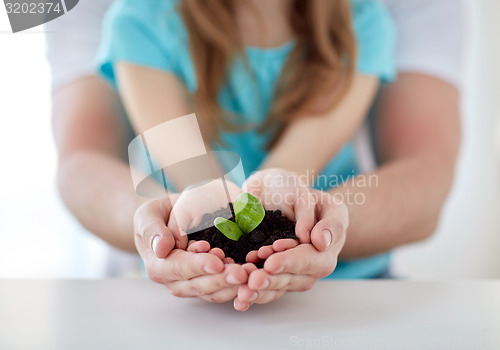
[0, 280, 499, 350]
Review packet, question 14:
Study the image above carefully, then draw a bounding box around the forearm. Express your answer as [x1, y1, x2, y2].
[57, 151, 147, 252]
[52, 76, 150, 253]
[331, 154, 453, 260]
[333, 73, 461, 260]
[261, 75, 378, 183]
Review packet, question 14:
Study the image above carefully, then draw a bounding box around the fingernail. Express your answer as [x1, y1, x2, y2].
[225, 274, 240, 285]
[274, 266, 285, 274]
[323, 229, 332, 248]
[260, 279, 270, 289]
[249, 291, 258, 302]
[204, 265, 218, 274]
[152, 235, 160, 253]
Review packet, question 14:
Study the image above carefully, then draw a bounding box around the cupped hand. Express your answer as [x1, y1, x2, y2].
[134, 194, 250, 303]
[234, 189, 348, 311]
[167, 178, 242, 237]
[243, 169, 334, 267]
[242, 168, 316, 244]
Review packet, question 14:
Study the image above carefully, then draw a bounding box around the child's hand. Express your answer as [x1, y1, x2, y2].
[242, 168, 316, 244]
[242, 169, 334, 267]
[167, 179, 241, 238]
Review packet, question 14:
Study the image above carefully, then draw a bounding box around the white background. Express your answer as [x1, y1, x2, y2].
[0, 0, 499, 279]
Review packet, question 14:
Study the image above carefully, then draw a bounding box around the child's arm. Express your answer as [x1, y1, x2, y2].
[116, 62, 191, 133]
[115, 62, 224, 190]
[260, 74, 379, 185]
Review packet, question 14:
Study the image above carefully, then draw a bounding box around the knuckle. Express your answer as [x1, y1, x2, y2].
[141, 221, 161, 236]
[145, 267, 163, 284]
[320, 259, 337, 278]
[214, 277, 227, 290]
[330, 220, 345, 236]
[187, 284, 204, 296]
[280, 275, 293, 290]
[299, 280, 316, 292]
[206, 294, 225, 303]
[200, 295, 218, 303]
[135, 199, 156, 217]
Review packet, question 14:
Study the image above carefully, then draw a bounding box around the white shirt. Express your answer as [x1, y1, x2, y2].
[381, 0, 466, 88]
[45, 0, 466, 91]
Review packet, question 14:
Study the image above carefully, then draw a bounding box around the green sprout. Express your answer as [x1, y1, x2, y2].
[214, 193, 265, 241]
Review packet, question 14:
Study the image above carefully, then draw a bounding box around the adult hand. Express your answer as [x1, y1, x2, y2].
[242, 169, 332, 265]
[234, 189, 348, 311]
[134, 193, 250, 303]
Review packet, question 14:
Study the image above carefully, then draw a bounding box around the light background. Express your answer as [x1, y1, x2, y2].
[0, 0, 499, 279]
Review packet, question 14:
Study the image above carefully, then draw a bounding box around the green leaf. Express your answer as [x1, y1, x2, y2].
[214, 217, 244, 241]
[234, 193, 265, 234]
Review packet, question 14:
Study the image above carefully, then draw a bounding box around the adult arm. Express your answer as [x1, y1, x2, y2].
[53, 76, 145, 252]
[46, 0, 143, 252]
[333, 72, 461, 259]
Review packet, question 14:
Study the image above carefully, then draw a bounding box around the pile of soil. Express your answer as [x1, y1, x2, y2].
[188, 204, 297, 264]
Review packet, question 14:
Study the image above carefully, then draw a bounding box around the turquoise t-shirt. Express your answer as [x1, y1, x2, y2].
[97, 0, 396, 279]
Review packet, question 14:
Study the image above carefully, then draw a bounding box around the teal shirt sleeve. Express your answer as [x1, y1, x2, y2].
[352, 0, 397, 82]
[96, 0, 183, 89]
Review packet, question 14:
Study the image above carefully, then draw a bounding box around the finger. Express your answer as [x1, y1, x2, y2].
[147, 250, 225, 284]
[233, 296, 251, 312]
[135, 201, 176, 259]
[222, 257, 234, 264]
[293, 191, 315, 244]
[237, 284, 259, 303]
[253, 290, 287, 305]
[257, 245, 274, 260]
[245, 250, 261, 264]
[251, 239, 299, 263]
[310, 194, 348, 252]
[242, 263, 258, 275]
[263, 244, 337, 278]
[237, 284, 286, 305]
[200, 287, 238, 303]
[248, 269, 316, 292]
[209, 247, 226, 260]
[168, 264, 247, 297]
[272, 238, 299, 252]
[247, 268, 272, 290]
[187, 240, 211, 253]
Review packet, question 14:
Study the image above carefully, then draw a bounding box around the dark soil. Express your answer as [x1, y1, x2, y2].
[188, 204, 297, 264]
